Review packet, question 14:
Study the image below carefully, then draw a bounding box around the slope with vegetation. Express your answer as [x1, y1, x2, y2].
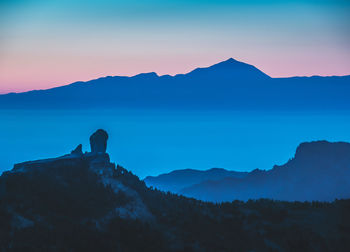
[0, 131, 349, 251]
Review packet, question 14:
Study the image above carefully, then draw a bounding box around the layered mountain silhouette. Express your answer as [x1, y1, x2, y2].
[0, 130, 349, 251]
[145, 141, 350, 202]
[1, 58, 349, 110]
[144, 168, 248, 193]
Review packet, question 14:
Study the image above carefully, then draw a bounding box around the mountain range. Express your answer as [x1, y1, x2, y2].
[145, 168, 248, 193]
[1, 58, 349, 110]
[145, 141, 350, 202]
[0, 130, 349, 251]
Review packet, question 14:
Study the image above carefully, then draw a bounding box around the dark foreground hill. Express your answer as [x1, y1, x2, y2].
[0, 130, 349, 251]
[146, 141, 350, 202]
[1, 58, 350, 110]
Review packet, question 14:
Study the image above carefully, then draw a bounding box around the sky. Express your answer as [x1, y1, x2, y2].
[0, 0, 349, 93]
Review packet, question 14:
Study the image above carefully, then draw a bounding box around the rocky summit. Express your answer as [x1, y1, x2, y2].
[0, 130, 349, 251]
[7, 130, 153, 223]
[90, 129, 109, 154]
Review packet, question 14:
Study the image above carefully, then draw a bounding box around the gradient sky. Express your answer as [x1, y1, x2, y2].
[0, 0, 349, 93]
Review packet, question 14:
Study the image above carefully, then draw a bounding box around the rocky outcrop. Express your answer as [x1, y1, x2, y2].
[70, 144, 83, 156]
[90, 129, 108, 154]
[6, 129, 153, 223]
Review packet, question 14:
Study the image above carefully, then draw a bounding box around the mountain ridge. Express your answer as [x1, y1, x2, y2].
[146, 140, 350, 202]
[144, 167, 248, 193]
[4, 57, 350, 96]
[1, 58, 349, 110]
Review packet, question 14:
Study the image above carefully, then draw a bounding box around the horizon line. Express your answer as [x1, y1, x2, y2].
[1, 57, 349, 95]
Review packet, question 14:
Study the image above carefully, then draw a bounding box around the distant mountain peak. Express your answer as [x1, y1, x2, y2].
[1, 58, 349, 110]
[185, 58, 271, 79]
[227, 57, 237, 62]
[217, 57, 240, 64]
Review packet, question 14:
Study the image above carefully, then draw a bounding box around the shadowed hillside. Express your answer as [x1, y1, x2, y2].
[0, 130, 349, 251]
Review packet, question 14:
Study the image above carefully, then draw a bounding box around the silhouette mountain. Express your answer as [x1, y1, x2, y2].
[0, 130, 349, 251]
[0, 58, 349, 110]
[144, 168, 248, 193]
[177, 58, 270, 80]
[153, 141, 350, 202]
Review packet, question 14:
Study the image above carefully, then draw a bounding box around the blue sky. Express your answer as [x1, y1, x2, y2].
[0, 0, 349, 93]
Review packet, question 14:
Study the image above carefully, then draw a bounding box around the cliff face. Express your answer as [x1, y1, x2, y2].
[179, 141, 350, 202]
